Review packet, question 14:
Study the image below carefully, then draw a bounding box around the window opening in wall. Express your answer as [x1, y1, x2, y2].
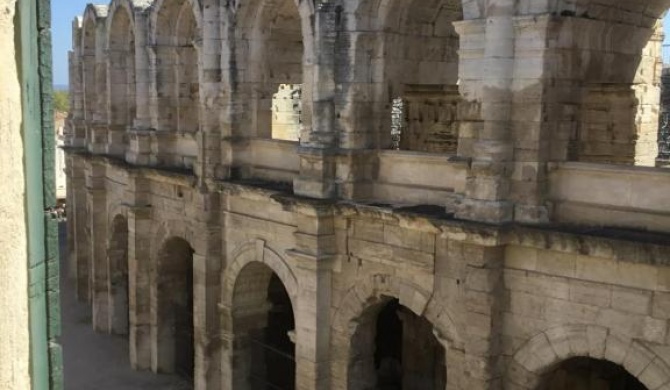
[391, 85, 460, 153]
[536, 357, 647, 390]
[249, 273, 296, 390]
[272, 84, 302, 141]
[567, 18, 664, 167]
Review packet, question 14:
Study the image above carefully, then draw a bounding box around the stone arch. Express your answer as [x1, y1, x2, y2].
[231, 0, 312, 141]
[106, 0, 137, 131]
[150, 0, 202, 133]
[509, 324, 670, 390]
[222, 239, 299, 390]
[331, 273, 464, 390]
[81, 6, 104, 123]
[150, 219, 201, 259]
[518, 0, 670, 166]
[338, 0, 464, 151]
[107, 214, 129, 335]
[223, 239, 298, 310]
[82, 5, 109, 125]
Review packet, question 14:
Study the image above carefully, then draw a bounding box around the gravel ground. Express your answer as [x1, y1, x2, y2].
[59, 221, 191, 390]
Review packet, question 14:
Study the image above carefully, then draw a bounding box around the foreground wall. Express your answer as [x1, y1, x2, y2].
[0, 1, 30, 388]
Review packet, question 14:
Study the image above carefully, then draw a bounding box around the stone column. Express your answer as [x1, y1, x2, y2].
[133, 8, 151, 131]
[294, 4, 339, 199]
[125, 9, 153, 165]
[461, 243, 504, 388]
[87, 14, 109, 155]
[69, 155, 90, 302]
[197, 0, 222, 186]
[127, 176, 152, 370]
[193, 193, 222, 390]
[67, 17, 86, 149]
[288, 204, 335, 390]
[454, 0, 516, 224]
[86, 161, 110, 332]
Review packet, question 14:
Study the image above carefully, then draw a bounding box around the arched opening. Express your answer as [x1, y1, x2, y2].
[546, 0, 670, 166]
[236, 0, 304, 141]
[81, 17, 96, 123]
[231, 262, 296, 390]
[343, 0, 463, 151]
[108, 215, 129, 335]
[154, 0, 200, 133]
[536, 357, 647, 390]
[348, 298, 446, 390]
[156, 237, 195, 380]
[108, 6, 136, 131]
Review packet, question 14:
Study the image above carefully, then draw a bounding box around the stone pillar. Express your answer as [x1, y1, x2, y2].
[505, 15, 556, 223]
[127, 176, 152, 370]
[133, 8, 151, 131]
[86, 161, 110, 332]
[294, 4, 339, 199]
[68, 155, 90, 302]
[197, 0, 222, 185]
[193, 193, 222, 390]
[94, 17, 108, 125]
[461, 243, 504, 389]
[454, 2, 515, 224]
[67, 17, 85, 149]
[125, 9, 153, 166]
[288, 204, 335, 390]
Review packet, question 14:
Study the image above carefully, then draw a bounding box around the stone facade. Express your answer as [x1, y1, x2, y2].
[65, 1, 670, 389]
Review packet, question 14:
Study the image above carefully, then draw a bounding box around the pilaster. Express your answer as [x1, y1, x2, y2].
[126, 176, 152, 370]
[193, 191, 222, 390]
[86, 160, 109, 332]
[68, 155, 90, 302]
[287, 203, 336, 390]
[294, 4, 338, 200]
[133, 8, 152, 131]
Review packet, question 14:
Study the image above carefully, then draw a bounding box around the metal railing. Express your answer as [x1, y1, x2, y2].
[248, 337, 296, 390]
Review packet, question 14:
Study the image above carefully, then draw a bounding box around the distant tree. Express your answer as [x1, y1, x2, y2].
[53, 91, 69, 112]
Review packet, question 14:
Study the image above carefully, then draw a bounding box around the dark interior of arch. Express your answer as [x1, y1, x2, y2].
[365, 298, 446, 390]
[537, 357, 648, 390]
[250, 273, 296, 390]
[158, 237, 195, 380]
[109, 215, 129, 335]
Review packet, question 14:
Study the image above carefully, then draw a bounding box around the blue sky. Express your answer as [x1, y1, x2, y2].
[52, 0, 90, 86]
[51, 4, 670, 87]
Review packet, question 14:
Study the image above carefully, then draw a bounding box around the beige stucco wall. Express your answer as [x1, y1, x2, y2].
[0, 1, 31, 389]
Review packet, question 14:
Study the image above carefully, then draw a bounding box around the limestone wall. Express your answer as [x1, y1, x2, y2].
[63, 0, 670, 389]
[0, 1, 30, 389]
